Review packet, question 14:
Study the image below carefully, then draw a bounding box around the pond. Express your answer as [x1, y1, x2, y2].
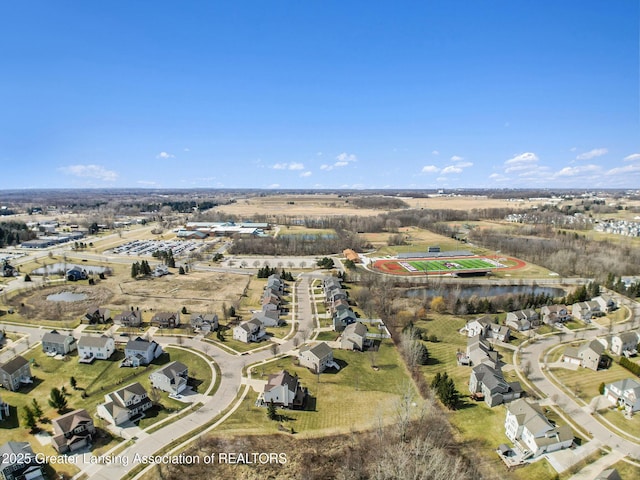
[406, 284, 566, 300]
[46, 292, 88, 302]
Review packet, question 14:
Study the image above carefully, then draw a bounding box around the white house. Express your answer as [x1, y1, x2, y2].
[604, 378, 640, 414]
[123, 337, 163, 367]
[505, 399, 573, 458]
[261, 370, 306, 409]
[97, 382, 152, 426]
[233, 318, 265, 343]
[77, 335, 115, 363]
[465, 316, 494, 337]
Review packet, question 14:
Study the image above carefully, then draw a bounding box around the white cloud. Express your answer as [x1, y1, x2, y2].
[267, 183, 280, 188]
[624, 153, 640, 162]
[320, 164, 332, 171]
[606, 164, 640, 176]
[60, 164, 118, 182]
[489, 173, 509, 182]
[421, 165, 440, 173]
[450, 155, 464, 162]
[554, 164, 601, 177]
[505, 152, 539, 165]
[156, 151, 174, 159]
[136, 180, 157, 186]
[431, 150, 439, 155]
[336, 152, 357, 163]
[455, 161, 473, 168]
[300, 171, 312, 177]
[576, 148, 607, 160]
[272, 162, 305, 170]
[183, 148, 190, 152]
[334, 161, 349, 167]
[441, 166, 462, 175]
[570, 147, 577, 152]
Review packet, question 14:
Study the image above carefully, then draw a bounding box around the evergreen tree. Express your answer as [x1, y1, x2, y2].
[438, 378, 460, 410]
[31, 399, 43, 420]
[48, 387, 68, 413]
[267, 400, 278, 421]
[179, 266, 185, 275]
[23, 405, 37, 431]
[131, 262, 139, 278]
[70, 376, 77, 390]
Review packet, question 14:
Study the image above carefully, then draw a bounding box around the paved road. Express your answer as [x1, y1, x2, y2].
[516, 296, 640, 470]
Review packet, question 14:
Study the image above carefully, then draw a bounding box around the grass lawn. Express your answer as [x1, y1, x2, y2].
[593, 306, 629, 327]
[265, 325, 290, 340]
[0, 345, 209, 478]
[315, 331, 339, 342]
[219, 340, 419, 436]
[608, 459, 640, 479]
[206, 333, 268, 353]
[564, 319, 585, 330]
[598, 407, 640, 438]
[550, 362, 632, 401]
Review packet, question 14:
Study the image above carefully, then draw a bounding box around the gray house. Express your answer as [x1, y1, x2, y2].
[42, 330, 77, 355]
[190, 313, 219, 333]
[0, 442, 45, 480]
[261, 370, 306, 409]
[114, 308, 143, 327]
[149, 361, 188, 395]
[333, 308, 357, 331]
[85, 306, 111, 324]
[51, 408, 95, 453]
[469, 363, 522, 407]
[604, 378, 640, 414]
[299, 342, 335, 373]
[341, 322, 368, 351]
[505, 309, 539, 331]
[0, 356, 32, 392]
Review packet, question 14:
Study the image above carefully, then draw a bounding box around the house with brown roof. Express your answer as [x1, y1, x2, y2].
[261, 370, 307, 409]
[97, 382, 152, 426]
[0, 356, 32, 391]
[151, 311, 181, 328]
[51, 409, 95, 453]
[541, 304, 570, 325]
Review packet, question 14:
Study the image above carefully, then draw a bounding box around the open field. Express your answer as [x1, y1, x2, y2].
[217, 340, 419, 436]
[372, 255, 526, 276]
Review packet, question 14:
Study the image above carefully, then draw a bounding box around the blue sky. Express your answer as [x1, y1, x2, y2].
[1, 1, 638, 189]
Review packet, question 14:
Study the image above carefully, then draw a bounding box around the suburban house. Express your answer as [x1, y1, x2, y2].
[51, 408, 95, 454]
[323, 277, 343, 302]
[85, 306, 111, 324]
[610, 331, 639, 357]
[113, 308, 143, 327]
[0, 396, 10, 420]
[488, 323, 511, 342]
[190, 313, 219, 333]
[298, 342, 335, 373]
[504, 399, 574, 458]
[340, 322, 368, 351]
[42, 330, 77, 355]
[233, 318, 266, 343]
[149, 361, 189, 395]
[465, 316, 495, 337]
[571, 301, 601, 322]
[97, 382, 153, 426]
[122, 337, 163, 367]
[463, 335, 500, 368]
[593, 295, 617, 313]
[0, 356, 32, 391]
[604, 378, 640, 414]
[66, 266, 88, 281]
[250, 312, 281, 328]
[562, 340, 606, 371]
[0, 442, 46, 480]
[77, 335, 115, 363]
[541, 304, 570, 325]
[469, 362, 523, 407]
[151, 311, 181, 328]
[333, 308, 357, 331]
[505, 309, 539, 332]
[261, 370, 307, 409]
[266, 274, 284, 294]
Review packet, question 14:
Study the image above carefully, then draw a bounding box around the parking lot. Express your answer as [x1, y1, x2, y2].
[107, 239, 207, 257]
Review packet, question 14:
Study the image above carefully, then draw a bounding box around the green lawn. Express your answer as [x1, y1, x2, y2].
[315, 331, 339, 342]
[219, 340, 419, 435]
[599, 407, 640, 438]
[550, 361, 632, 401]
